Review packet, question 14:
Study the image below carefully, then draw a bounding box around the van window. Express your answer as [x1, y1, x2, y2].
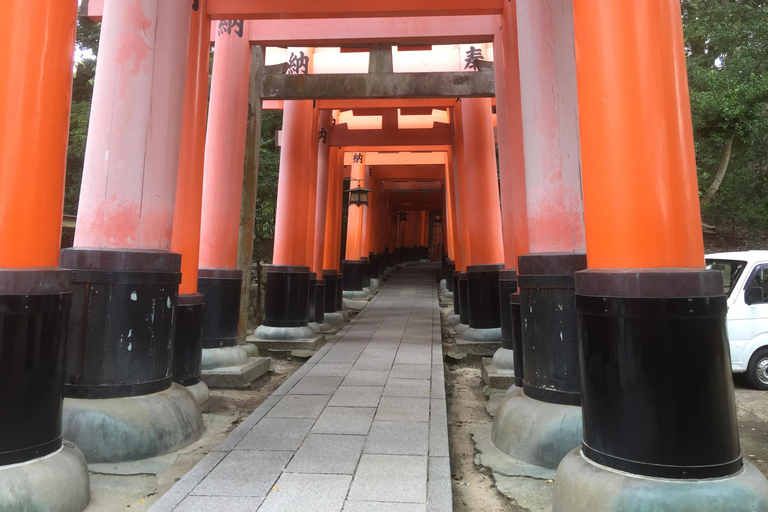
[745, 265, 768, 304]
[706, 259, 747, 297]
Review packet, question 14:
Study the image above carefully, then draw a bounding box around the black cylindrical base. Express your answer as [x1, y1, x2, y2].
[62, 248, 180, 399]
[308, 274, 317, 323]
[466, 263, 504, 329]
[458, 272, 470, 325]
[576, 270, 742, 479]
[510, 292, 524, 388]
[518, 253, 586, 407]
[323, 270, 338, 313]
[198, 268, 242, 348]
[499, 269, 518, 351]
[262, 265, 310, 327]
[0, 270, 70, 466]
[314, 279, 326, 324]
[173, 293, 204, 387]
[453, 273, 461, 314]
[446, 261, 455, 291]
[342, 260, 368, 291]
[336, 272, 344, 311]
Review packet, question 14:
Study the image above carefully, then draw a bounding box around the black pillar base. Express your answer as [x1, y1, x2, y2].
[518, 253, 586, 407]
[198, 268, 242, 348]
[510, 292, 524, 387]
[323, 270, 338, 313]
[314, 279, 326, 324]
[446, 261, 456, 291]
[308, 273, 317, 323]
[336, 272, 344, 310]
[173, 293, 204, 387]
[466, 263, 504, 329]
[342, 260, 368, 291]
[498, 269, 518, 351]
[262, 265, 310, 327]
[458, 272, 470, 325]
[0, 269, 70, 466]
[576, 269, 742, 479]
[453, 272, 461, 314]
[61, 248, 181, 399]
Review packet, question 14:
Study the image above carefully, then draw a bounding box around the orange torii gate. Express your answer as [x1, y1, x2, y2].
[1, 1, 766, 511]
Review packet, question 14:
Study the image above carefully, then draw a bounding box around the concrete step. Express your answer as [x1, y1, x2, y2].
[481, 357, 516, 393]
[248, 334, 326, 353]
[201, 357, 270, 389]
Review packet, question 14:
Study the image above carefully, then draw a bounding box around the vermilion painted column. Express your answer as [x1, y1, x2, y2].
[170, 0, 210, 391]
[452, 106, 473, 328]
[311, 110, 332, 324]
[553, 2, 761, 503]
[0, 2, 90, 498]
[256, 49, 320, 339]
[197, 19, 251, 351]
[60, 0, 202, 463]
[459, 97, 505, 340]
[323, 146, 342, 272]
[304, 104, 321, 325]
[492, 0, 586, 471]
[343, 153, 368, 293]
[443, 162, 457, 292]
[494, 0, 529, 383]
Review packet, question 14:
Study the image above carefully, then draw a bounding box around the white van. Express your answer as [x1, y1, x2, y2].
[706, 251, 768, 389]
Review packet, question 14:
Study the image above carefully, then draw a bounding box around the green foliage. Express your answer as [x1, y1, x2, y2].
[682, 0, 768, 230]
[252, 110, 283, 263]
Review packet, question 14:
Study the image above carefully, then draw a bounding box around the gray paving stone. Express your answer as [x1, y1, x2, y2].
[430, 367, 446, 399]
[343, 502, 426, 512]
[428, 399, 449, 457]
[285, 434, 365, 474]
[320, 348, 365, 363]
[212, 395, 282, 452]
[306, 362, 354, 377]
[172, 496, 264, 512]
[375, 397, 430, 423]
[305, 342, 334, 364]
[235, 418, 314, 451]
[328, 385, 383, 408]
[352, 358, 393, 372]
[347, 454, 428, 503]
[364, 421, 429, 456]
[266, 394, 331, 419]
[383, 378, 432, 398]
[191, 450, 292, 497]
[149, 451, 227, 511]
[427, 457, 452, 512]
[401, 334, 432, 345]
[389, 364, 431, 380]
[271, 363, 315, 396]
[258, 473, 352, 512]
[342, 370, 390, 387]
[358, 347, 398, 359]
[311, 406, 376, 435]
[287, 375, 344, 395]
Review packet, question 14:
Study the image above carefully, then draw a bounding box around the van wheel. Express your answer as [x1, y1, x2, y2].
[746, 348, 768, 390]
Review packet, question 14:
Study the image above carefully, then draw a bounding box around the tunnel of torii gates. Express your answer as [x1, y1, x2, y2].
[2, 0, 768, 511]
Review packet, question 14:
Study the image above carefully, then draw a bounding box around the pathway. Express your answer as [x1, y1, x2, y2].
[150, 264, 452, 512]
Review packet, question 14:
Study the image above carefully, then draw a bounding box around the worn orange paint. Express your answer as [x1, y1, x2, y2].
[199, 22, 251, 270]
[573, 0, 704, 269]
[172, 0, 210, 294]
[0, 0, 77, 268]
[494, 0, 529, 268]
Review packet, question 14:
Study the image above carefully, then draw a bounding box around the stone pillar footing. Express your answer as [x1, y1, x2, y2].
[553, 450, 768, 512]
[0, 441, 90, 512]
[201, 345, 248, 370]
[63, 383, 203, 463]
[456, 327, 502, 356]
[185, 381, 210, 404]
[491, 387, 582, 470]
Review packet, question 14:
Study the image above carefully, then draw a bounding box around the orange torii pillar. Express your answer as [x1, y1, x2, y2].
[255, 48, 320, 343]
[342, 153, 370, 297]
[305, 104, 322, 330]
[449, 112, 474, 331]
[456, 97, 506, 354]
[170, 0, 211, 401]
[554, 1, 768, 507]
[320, 141, 345, 326]
[311, 110, 336, 327]
[492, 0, 587, 471]
[441, 166, 456, 293]
[0, 1, 90, 507]
[197, 20, 252, 368]
[323, 145, 346, 319]
[61, 0, 203, 463]
[493, 0, 529, 384]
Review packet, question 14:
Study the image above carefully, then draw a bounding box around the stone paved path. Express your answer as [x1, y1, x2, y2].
[151, 264, 452, 512]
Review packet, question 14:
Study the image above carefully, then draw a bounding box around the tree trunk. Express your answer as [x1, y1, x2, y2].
[700, 135, 735, 206]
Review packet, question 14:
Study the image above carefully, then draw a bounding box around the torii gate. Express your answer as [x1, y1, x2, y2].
[2, 1, 767, 512]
